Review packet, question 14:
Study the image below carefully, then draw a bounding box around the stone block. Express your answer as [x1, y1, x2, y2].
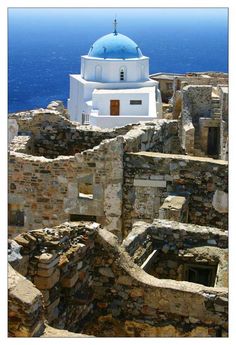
[207, 239, 217, 245]
[149, 175, 164, 180]
[45, 297, 60, 315]
[34, 269, 60, 290]
[116, 275, 133, 286]
[98, 267, 115, 278]
[38, 256, 59, 269]
[130, 288, 144, 298]
[40, 289, 50, 304]
[165, 174, 173, 181]
[190, 326, 209, 337]
[77, 261, 83, 270]
[134, 179, 166, 188]
[212, 190, 228, 213]
[46, 306, 59, 323]
[38, 252, 57, 264]
[37, 266, 56, 277]
[61, 270, 79, 288]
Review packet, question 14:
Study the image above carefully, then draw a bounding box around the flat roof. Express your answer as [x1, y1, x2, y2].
[150, 72, 228, 81]
[150, 73, 183, 80]
[93, 86, 155, 94]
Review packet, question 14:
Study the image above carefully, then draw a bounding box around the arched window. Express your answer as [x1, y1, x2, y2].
[95, 65, 102, 81]
[140, 64, 145, 80]
[120, 67, 126, 81]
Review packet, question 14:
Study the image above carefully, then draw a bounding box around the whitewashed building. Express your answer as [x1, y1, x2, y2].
[68, 21, 162, 128]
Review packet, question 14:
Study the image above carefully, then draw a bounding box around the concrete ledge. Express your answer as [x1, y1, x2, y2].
[128, 151, 228, 165]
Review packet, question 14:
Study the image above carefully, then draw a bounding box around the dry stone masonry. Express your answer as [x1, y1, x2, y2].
[8, 110, 181, 240]
[9, 222, 98, 333]
[123, 152, 228, 235]
[8, 84, 228, 338]
[8, 220, 228, 337]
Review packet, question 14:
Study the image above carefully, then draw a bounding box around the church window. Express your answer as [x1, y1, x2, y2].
[95, 65, 102, 81]
[120, 67, 126, 81]
[130, 100, 142, 105]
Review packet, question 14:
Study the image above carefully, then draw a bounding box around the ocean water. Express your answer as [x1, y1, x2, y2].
[8, 8, 228, 113]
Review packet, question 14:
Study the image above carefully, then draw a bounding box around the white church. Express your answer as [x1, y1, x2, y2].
[68, 20, 162, 128]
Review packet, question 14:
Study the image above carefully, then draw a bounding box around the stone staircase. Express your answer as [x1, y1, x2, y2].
[211, 97, 221, 120]
[211, 87, 221, 120]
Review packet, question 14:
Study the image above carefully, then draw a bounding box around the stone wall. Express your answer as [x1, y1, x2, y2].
[178, 84, 228, 159]
[182, 85, 212, 124]
[81, 222, 228, 337]
[179, 107, 195, 155]
[9, 135, 34, 154]
[123, 120, 182, 154]
[123, 220, 228, 288]
[9, 109, 120, 158]
[174, 74, 228, 91]
[8, 134, 124, 238]
[9, 109, 73, 136]
[123, 152, 228, 235]
[8, 220, 228, 337]
[9, 119, 181, 240]
[8, 264, 45, 337]
[10, 109, 181, 159]
[9, 222, 98, 333]
[8, 153, 78, 236]
[219, 86, 228, 160]
[146, 246, 227, 288]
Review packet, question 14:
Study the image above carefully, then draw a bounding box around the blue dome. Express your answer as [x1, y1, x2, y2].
[88, 33, 143, 59]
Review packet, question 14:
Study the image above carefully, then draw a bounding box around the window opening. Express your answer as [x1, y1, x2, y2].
[120, 67, 125, 81]
[78, 175, 94, 200]
[8, 204, 24, 226]
[70, 214, 97, 222]
[185, 264, 217, 287]
[130, 100, 142, 105]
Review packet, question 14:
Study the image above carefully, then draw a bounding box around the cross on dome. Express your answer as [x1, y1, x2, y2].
[113, 17, 118, 35]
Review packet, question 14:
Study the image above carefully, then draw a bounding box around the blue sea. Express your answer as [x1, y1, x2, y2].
[8, 8, 228, 113]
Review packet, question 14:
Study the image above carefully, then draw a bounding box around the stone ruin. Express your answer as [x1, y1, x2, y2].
[8, 220, 228, 337]
[8, 88, 228, 337]
[151, 72, 228, 160]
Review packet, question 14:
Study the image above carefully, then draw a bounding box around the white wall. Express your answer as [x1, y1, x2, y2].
[68, 77, 86, 122]
[81, 56, 149, 82]
[68, 77, 79, 121]
[68, 75, 161, 123]
[92, 91, 150, 116]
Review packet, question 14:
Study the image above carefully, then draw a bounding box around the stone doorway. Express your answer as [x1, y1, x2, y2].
[110, 100, 120, 116]
[207, 127, 220, 156]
